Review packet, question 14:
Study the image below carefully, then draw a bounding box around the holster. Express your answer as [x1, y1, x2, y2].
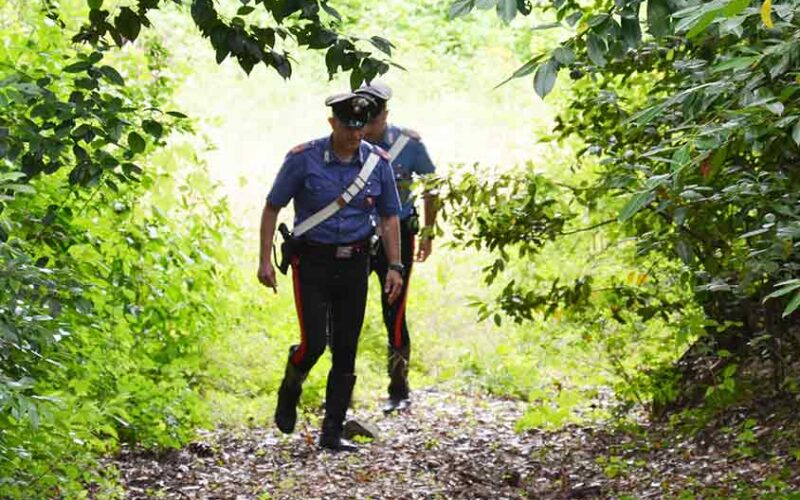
[277, 223, 299, 275]
[403, 212, 420, 235]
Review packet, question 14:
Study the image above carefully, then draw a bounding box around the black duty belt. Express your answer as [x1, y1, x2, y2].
[300, 239, 371, 259]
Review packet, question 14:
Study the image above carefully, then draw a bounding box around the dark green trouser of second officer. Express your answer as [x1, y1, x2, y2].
[372, 217, 416, 410]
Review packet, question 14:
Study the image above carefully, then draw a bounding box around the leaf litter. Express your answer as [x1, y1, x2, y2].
[109, 389, 800, 499]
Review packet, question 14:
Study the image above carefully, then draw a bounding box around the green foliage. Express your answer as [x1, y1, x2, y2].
[441, 0, 800, 414]
[69, 0, 392, 85]
[0, 2, 240, 496]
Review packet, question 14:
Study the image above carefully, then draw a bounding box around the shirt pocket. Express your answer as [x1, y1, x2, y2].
[304, 174, 330, 192]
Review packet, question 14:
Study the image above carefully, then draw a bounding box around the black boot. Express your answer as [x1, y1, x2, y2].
[319, 373, 358, 452]
[382, 347, 411, 414]
[274, 361, 308, 434]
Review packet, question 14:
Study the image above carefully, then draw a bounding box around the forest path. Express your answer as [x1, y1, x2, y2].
[112, 389, 799, 499]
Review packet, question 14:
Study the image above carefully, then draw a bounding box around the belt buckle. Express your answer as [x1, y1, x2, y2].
[335, 245, 353, 259]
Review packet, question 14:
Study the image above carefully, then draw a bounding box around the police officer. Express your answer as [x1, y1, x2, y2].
[355, 81, 439, 414]
[257, 92, 404, 451]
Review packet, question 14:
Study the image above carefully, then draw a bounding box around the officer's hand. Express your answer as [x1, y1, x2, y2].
[257, 261, 278, 293]
[385, 270, 404, 305]
[416, 237, 432, 262]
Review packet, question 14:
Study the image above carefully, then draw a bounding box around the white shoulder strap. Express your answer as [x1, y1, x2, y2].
[293, 151, 382, 238]
[387, 133, 410, 161]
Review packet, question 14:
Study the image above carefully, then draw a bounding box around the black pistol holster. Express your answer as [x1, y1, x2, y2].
[277, 222, 299, 275]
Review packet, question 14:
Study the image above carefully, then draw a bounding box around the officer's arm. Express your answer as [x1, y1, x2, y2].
[380, 215, 402, 265]
[258, 203, 281, 291]
[260, 203, 280, 266]
[422, 192, 438, 237]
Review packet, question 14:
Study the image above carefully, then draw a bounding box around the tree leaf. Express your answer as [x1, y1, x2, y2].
[128, 132, 146, 153]
[647, 0, 671, 37]
[761, 0, 773, 29]
[723, 0, 749, 16]
[369, 36, 393, 56]
[675, 239, 693, 264]
[475, 0, 496, 10]
[494, 55, 542, 88]
[792, 120, 800, 146]
[553, 46, 575, 65]
[686, 10, 719, 39]
[237, 5, 255, 15]
[586, 34, 606, 67]
[142, 120, 163, 139]
[782, 290, 800, 317]
[88, 0, 103, 9]
[99, 65, 125, 85]
[533, 59, 559, 99]
[321, 2, 342, 20]
[496, 0, 516, 24]
[449, 0, 474, 19]
[621, 16, 641, 48]
[115, 7, 141, 42]
[618, 190, 655, 222]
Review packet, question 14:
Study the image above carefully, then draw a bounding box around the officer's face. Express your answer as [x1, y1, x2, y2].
[329, 116, 365, 152]
[364, 109, 388, 143]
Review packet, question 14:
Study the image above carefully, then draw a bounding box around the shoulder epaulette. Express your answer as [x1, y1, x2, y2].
[400, 127, 421, 141]
[288, 141, 312, 155]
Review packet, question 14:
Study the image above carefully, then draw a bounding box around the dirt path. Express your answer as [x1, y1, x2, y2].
[113, 389, 800, 499]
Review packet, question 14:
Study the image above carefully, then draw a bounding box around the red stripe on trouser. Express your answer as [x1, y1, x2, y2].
[393, 236, 414, 348]
[290, 257, 307, 365]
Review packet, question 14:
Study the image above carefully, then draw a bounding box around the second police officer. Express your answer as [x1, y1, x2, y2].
[355, 81, 439, 414]
[257, 92, 404, 451]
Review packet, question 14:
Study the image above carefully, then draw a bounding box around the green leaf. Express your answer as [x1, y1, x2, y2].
[142, 120, 163, 139]
[710, 56, 757, 73]
[64, 61, 92, 73]
[764, 282, 800, 300]
[496, 0, 516, 24]
[449, 0, 474, 19]
[237, 5, 255, 15]
[792, 120, 800, 146]
[533, 59, 559, 99]
[115, 7, 141, 42]
[686, 10, 719, 39]
[369, 36, 393, 56]
[783, 290, 800, 317]
[88, 0, 103, 9]
[99, 65, 125, 85]
[128, 132, 146, 153]
[494, 55, 542, 88]
[586, 34, 606, 67]
[166, 111, 188, 118]
[5, 184, 36, 195]
[621, 16, 642, 48]
[618, 190, 655, 222]
[553, 46, 575, 66]
[647, 0, 671, 37]
[723, 0, 749, 16]
[321, 2, 342, 20]
[675, 240, 693, 264]
[475, 0, 496, 10]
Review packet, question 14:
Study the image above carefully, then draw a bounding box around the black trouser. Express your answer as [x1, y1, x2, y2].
[287, 245, 370, 377]
[372, 219, 415, 398]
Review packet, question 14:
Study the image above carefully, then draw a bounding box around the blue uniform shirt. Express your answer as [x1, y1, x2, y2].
[267, 136, 401, 244]
[377, 124, 436, 221]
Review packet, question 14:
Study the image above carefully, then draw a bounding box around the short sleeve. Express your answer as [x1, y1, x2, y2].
[375, 158, 401, 217]
[410, 140, 435, 175]
[266, 153, 305, 207]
